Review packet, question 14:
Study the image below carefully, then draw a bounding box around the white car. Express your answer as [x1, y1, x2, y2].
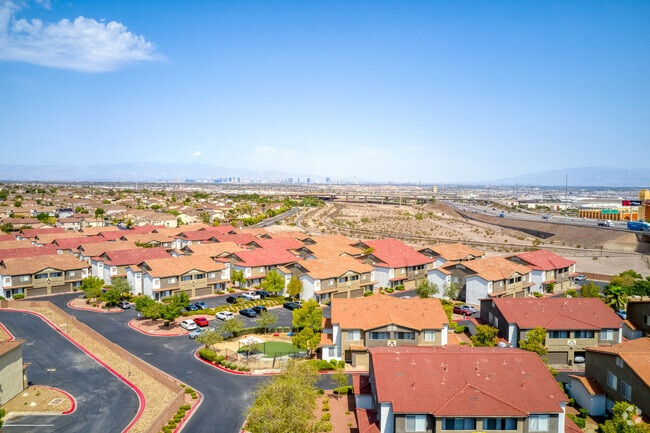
[243, 291, 261, 300]
[574, 275, 587, 282]
[216, 311, 234, 321]
[180, 319, 198, 331]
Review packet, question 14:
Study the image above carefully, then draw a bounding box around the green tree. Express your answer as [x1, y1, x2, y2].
[102, 288, 121, 307]
[111, 277, 132, 296]
[331, 368, 348, 400]
[442, 281, 459, 300]
[142, 302, 165, 323]
[219, 316, 244, 335]
[261, 270, 285, 294]
[256, 310, 278, 331]
[292, 327, 320, 354]
[415, 279, 439, 298]
[245, 360, 318, 433]
[195, 329, 223, 349]
[605, 285, 628, 311]
[160, 292, 191, 325]
[286, 275, 303, 299]
[564, 289, 579, 298]
[471, 324, 499, 347]
[13, 199, 22, 207]
[239, 341, 263, 357]
[580, 282, 600, 298]
[600, 402, 650, 433]
[292, 299, 322, 329]
[231, 269, 246, 287]
[81, 276, 104, 301]
[0, 223, 13, 233]
[35, 212, 49, 223]
[134, 295, 155, 312]
[519, 327, 547, 357]
[94, 208, 105, 218]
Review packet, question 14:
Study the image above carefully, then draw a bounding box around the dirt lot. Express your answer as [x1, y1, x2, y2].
[2, 385, 73, 415]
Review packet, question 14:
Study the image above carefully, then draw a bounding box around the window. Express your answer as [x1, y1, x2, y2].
[369, 332, 390, 340]
[644, 314, 649, 325]
[574, 331, 594, 339]
[208, 272, 216, 278]
[49, 272, 62, 278]
[494, 317, 499, 327]
[19, 275, 30, 282]
[424, 330, 436, 341]
[400, 268, 405, 274]
[620, 381, 631, 400]
[607, 372, 617, 390]
[66, 271, 76, 277]
[601, 329, 614, 340]
[328, 279, 334, 286]
[484, 418, 517, 430]
[167, 278, 176, 284]
[258, 267, 264, 273]
[35, 273, 48, 280]
[349, 275, 359, 281]
[549, 331, 569, 339]
[195, 273, 205, 279]
[396, 331, 415, 340]
[181, 275, 192, 282]
[406, 415, 426, 432]
[529, 415, 549, 432]
[3, 277, 10, 284]
[339, 276, 348, 283]
[443, 418, 476, 430]
[616, 356, 624, 368]
[348, 330, 361, 341]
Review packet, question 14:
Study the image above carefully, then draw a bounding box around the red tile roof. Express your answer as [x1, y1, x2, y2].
[100, 247, 170, 266]
[509, 250, 576, 271]
[231, 248, 297, 267]
[99, 231, 128, 240]
[53, 236, 106, 250]
[369, 346, 567, 416]
[0, 234, 16, 242]
[358, 238, 432, 268]
[356, 409, 380, 433]
[0, 245, 58, 260]
[200, 225, 238, 235]
[489, 298, 622, 330]
[19, 227, 65, 238]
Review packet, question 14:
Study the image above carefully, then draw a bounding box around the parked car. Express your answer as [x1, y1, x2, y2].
[216, 311, 234, 321]
[243, 291, 261, 300]
[461, 305, 478, 315]
[225, 296, 238, 304]
[239, 294, 254, 301]
[257, 290, 270, 299]
[185, 304, 198, 312]
[180, 319, 198, 331]
[574, 275, 587, 281]
[194, 301, 209, 310]
[193, 317, 209, 327]
[239, 308, 257, 318]
[252, 305, 267, 315]
[189, 328, 208, 339]
[283, 302, 300, 310]
[574, 355, 586, 363]
[117, 301, 131, 310]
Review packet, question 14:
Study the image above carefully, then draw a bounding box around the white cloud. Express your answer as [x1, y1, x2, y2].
[255, 146, 277, 153]
[189, 150, 202, 158]
[0, 1, 160, 72]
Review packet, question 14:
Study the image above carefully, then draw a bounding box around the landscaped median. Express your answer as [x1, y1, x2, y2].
[0, 299, 190, 433]
[1, 385, 76, 417]
[68, 297, 123, 313]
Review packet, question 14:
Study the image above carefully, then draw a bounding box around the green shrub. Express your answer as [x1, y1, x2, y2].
[322, 404, 330, 412]
[569, 398, 575, 406]
[92, 302, 97, 307]
[12, 293, 25, 300]
[337, 360, 345, 369]
[364, 291, 374, 297]
[215, 356, 226, 363]
[180, 405, 191, 411]
[244, 366, 251, 371]
[173, 415, 182, 423]
[323, 397, 329, 404]
[198, 348, 217, 363]
[329, 359, 337, 366]
[334, 386, 353, 395]
[579, 408, 588, 418]
[385, 288, 394, 293]
[284, 326, 291, 332]
[568, 414, 585, 429]
[161, 296, 173, 303]
[168, 420, 177, 428]
[228, 288, 236, 293]
[318, 421, 333, 432]
[237, 365, 246, 371]
[177, 409, 186, 417]
[396, 285, 405, 291]
[454, 325, 468, 334]
[321, 413, 331, 421]
[534, 292, 543, 298]
[317, 389, 324, 395]
[184, 387, 195, 394]
[191, 392, 198, 399]
[316, 360, 335, 371]
[162, 426, 172, 433]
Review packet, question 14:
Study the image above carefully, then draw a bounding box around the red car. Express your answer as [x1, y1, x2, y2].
[452, 305, 477, 316]
[193, 317, 209, 327]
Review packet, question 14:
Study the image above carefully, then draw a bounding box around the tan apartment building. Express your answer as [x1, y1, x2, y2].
[417, 242, 484, 268]
[0, 340, 27, 405]
[507, 250, 577, 294]
[321, 295, 449, 368]
[226, 248, 298, 287]
[278, 255, 375, 302]
[90, 247, 170, 284]
[0, 254, 89, 298]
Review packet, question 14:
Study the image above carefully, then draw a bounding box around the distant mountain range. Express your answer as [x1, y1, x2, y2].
[0, 163, 326, 183]
[489, 167, 649, 188]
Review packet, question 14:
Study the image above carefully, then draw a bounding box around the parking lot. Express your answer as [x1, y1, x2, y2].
[202, 304, 296, 331]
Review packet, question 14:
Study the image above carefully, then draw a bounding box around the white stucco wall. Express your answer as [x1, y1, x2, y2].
[568, 377, 605, 416]
[374, 267, 391, 288]
[465, 276, 489, 306]
[379, 402, 394, 433]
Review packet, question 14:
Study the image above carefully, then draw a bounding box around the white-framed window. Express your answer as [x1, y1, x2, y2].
[601, 329, 614, 341]
[208, 272, 216, 278]
[406, 414, 426, 432]
[607, 372, 617, 390]
[620, 381, 631, 400]
[328, 279, 334, 286]
[110, 267, 117, 275]
[168, 277, 176, 284]
[529, 415, 549, 432]
[4, 277, 11, 284]
[348, 330, 360, 341]
[616, 356, 624, 368]
[644, 314, 649, 325]
[488, 312, 494, 322]
[494, 317, 499, 327]
[153, 278, 160, 288]
[19, 275, 30, 282]
[258, 267, 264, 273]
[396, 331, 415, 340]
[424, 330, 436, 341]
[66, 271, 75, 277]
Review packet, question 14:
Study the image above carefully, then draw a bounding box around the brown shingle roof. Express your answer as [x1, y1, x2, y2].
[0, 340, 24, 356]
[137, 256, 225, 277]
[460, 256, 531, 281]
[0, 240, 34, 250]
[182, 242, 245, 257]
[568, 375, 605, 396]
[419, 243, 484, 261]
[0, 254, 88, 275]
[331, 295, 448, 330]
[296, 255, 374, 280]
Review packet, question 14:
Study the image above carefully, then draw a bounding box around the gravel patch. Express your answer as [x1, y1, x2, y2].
[2, 385, 73, 415]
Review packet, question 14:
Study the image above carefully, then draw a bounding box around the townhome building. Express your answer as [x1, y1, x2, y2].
[119, 233, 176, 251]
[569, 337, 650, 416]
[52, 236, 106, 254]
[16, 227, 65, 240]
[321, 295, 449, 368]
[225, 248, 298, 287]
[506, 250, 577, 294]
[127, 256, 228, 299]
[417, 243, 484, 268]
[356, 346, 574, 433]
[278, 255, 375, 302]
[177, 242, 245, 258]
[480, 298, 623, 366]
[77, 241, 136, 263]
[354, 238, 433, 289]
[626, 300, 650, 337]
[173, 231, 219, 249]
[56, 217, 82, 230]
[90, 247, 170, 284]
[0, 254, 89, 298]
[80, 226, 120, 236]
[428, 256, 533, 305]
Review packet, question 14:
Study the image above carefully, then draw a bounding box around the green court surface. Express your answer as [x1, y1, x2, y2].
[263, 341, 304, 357]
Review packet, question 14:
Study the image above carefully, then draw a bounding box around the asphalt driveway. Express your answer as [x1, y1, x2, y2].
[0, 310, 140, 433]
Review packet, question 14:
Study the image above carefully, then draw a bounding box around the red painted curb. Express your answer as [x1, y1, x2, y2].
[0, 321, 15, 341]
[127, 319, 189, 336]
[67, 300, 123, 313]
[1, 308, 145, 433]
[31, 385, 77, 415]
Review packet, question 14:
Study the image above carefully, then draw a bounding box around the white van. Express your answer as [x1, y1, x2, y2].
[597, 220, 612, 227]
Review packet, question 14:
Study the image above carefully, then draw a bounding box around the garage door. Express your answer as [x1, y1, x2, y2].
[194, 287, 212, 298]
[181, 289, 193, 297]
[26, 287, 48, 297]
[353, 352, 369, 369]
[514, 290, 526, 298]
[333, 291, 348, 299]
[51, 285, 70, 294]
[546, 352, 568, 365]
[404, 280, 416, 290]
[349, 289, 364, 298]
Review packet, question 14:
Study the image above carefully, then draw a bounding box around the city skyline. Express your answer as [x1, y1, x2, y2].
[1, 1, 649, 183]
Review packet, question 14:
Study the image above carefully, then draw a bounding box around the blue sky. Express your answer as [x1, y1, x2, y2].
[1, 0, 649, 183]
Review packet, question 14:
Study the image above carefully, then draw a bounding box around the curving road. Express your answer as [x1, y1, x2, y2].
[1, 310, 140, 433]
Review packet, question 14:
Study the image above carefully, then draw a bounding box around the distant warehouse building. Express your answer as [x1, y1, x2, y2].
[578, 207, 638, 221]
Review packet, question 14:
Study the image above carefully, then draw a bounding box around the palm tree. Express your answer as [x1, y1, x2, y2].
[605, 286, 628, 311]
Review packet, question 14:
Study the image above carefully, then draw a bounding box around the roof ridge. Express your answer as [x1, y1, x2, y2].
[435, 382, 528, 416]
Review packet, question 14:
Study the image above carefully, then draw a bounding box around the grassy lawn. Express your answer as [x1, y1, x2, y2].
[263, 341, 304, 357]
